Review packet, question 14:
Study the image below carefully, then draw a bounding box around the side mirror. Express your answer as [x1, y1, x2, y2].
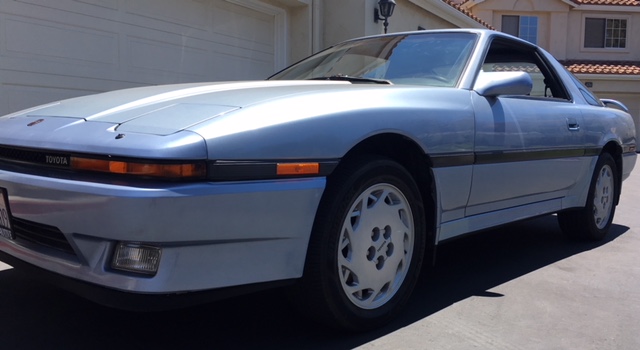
[601, 99, 629, 113]
[474, 71, 533, 97]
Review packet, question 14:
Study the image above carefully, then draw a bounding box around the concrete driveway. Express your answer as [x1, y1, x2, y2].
[357, 167, 640, 349]
[1, 167, 639, 349]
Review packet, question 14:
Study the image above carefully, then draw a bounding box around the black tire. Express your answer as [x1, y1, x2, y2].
[558, 153, 618, 241]
[293, 156, 427, 331]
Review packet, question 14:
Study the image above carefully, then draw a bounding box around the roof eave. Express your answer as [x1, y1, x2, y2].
[570, 4, 640, 11]
[460, 0, 485, 9]
[561, 0, 579, 8]
[408, 0, 490, 29]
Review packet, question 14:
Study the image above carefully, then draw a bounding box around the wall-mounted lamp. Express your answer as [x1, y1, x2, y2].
[374, 0, 396, 34]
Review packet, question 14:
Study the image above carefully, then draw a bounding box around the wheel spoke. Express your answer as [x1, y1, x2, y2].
[337, 182, 415, 310]
[592, 165, 613, 229]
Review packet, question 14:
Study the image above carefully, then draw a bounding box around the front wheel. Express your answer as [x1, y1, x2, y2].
[558, 153, 618, 241]
[295, 156, 426, 331]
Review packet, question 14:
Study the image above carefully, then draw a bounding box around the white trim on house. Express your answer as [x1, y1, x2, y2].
[561, 0, 579, 8]
[573, 5, 640, 13]
[408, 0, 488, 28]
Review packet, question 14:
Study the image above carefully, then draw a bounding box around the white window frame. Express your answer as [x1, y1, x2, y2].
[501, 15, 538, 44]
[581, 13, 631, 53]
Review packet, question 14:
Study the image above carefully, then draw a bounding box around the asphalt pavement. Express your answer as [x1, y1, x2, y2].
[1, 167, 639, 349]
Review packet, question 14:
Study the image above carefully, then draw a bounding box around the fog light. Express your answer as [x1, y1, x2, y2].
[111, 243, 161, 275]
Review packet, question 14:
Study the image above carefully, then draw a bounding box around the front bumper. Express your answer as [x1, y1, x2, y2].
[0, 249, 296, 311]
[0, 169, 325, 294]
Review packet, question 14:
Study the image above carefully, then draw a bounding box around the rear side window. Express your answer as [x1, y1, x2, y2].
[566, 70, 603, 106]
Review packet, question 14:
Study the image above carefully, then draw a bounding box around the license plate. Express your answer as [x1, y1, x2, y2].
[0, 188, 15, 240]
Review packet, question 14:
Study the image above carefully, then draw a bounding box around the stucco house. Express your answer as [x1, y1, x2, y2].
[0, 0, 488, 116]
[455, 0, 640, 143]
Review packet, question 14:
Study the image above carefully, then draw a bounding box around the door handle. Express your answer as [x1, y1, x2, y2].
[566, 117, 580, 131]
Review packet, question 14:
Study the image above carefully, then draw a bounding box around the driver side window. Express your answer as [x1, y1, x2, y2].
[482, 39, 569, 101]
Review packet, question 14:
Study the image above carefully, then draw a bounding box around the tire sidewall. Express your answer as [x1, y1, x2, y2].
[312, 157, 426, 329]
[584, 153, 618, 239]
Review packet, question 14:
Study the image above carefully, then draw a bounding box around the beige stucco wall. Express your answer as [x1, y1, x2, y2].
[466, 0, 640, 61]
[466, 0, 572, 59]
[565, 10, 640, 61]
[319, 0, 486, 49]
[252, 0, 492, 68]
[320, 0, 372, 47]
[612, 94, 640, 142]
[393, 0, 461, 32]
[580, 76, 640, 142]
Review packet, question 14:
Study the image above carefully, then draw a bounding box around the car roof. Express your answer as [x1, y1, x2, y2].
[342, 28, 535, 49]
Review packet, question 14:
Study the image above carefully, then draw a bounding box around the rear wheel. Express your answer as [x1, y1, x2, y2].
[558, 153, 617, 241]
[295, 156, 426, 331]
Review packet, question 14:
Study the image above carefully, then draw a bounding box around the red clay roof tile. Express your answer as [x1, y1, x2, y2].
[569, 0, 640, 5]
[562, 61, 640, 75]
[442, 0, 495, 29]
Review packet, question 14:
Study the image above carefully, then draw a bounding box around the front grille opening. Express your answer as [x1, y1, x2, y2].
[12, 217, 76, 256]
[0, 146, 65, 166]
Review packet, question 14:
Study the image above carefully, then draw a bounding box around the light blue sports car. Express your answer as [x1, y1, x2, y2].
[0, 29, 636, 331]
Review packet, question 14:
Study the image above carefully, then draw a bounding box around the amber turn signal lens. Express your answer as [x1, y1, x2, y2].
[70, 157, 206, 179]
[276, 162, 320, 176]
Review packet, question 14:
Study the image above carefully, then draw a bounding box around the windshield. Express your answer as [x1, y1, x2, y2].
[269, 32, 478, 87]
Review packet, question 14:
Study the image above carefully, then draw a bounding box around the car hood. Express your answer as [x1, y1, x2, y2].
[0, 80, 367, 158]
[3, 80, 354, 136]
[0, 80, 463, 159]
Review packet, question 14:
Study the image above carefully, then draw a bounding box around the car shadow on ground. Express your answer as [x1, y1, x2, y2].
[0, 215, 629, 350]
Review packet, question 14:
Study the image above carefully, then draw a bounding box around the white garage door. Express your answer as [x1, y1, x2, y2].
[0, 0, 285, 115]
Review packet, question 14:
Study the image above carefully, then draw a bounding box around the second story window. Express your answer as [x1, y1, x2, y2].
[584, 17, 627, 48]
[502, 15, 538, 44]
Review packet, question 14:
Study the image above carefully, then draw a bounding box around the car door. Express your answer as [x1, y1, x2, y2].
[466, 41, 587, 217]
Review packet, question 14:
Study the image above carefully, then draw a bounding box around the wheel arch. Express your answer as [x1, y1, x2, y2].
[601, 141, 623, 205]
[296, 135, 435, 330]
[333, 133, 437, 245]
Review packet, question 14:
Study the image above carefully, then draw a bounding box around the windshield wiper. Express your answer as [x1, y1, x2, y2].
[309, 75, 392, 85]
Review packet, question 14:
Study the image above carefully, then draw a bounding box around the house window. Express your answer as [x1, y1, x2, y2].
[502, 15, 538, 44]
[584, 18, 627, 48]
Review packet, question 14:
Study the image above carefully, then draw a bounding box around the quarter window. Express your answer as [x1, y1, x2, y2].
[502, 15, 538, 44]
[584, 18, 627, 48]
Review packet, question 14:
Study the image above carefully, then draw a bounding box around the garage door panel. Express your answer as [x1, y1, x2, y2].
[208, 31, 274, 57]
[125, 0, 209, 29]
[75, 0, 119, 11]
[0, 0, 283, 114]
[2, 85, 89, 115]
[212, 43, 274, 66]
[1, 69, 139, 95]
[4, 17, 119, 66]
[213, 2, 274, 51]
[128, 36, 210, 80]
[211, 52, 273, 80]
[14, 0, 119, 21]
[0, 68, 127, 114]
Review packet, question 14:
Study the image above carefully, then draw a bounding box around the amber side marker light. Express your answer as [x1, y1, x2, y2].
[70, 157, 206, 179]
[276, 162, 320, 176]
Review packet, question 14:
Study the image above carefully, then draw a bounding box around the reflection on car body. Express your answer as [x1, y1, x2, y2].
[0, 29, 636, 331]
